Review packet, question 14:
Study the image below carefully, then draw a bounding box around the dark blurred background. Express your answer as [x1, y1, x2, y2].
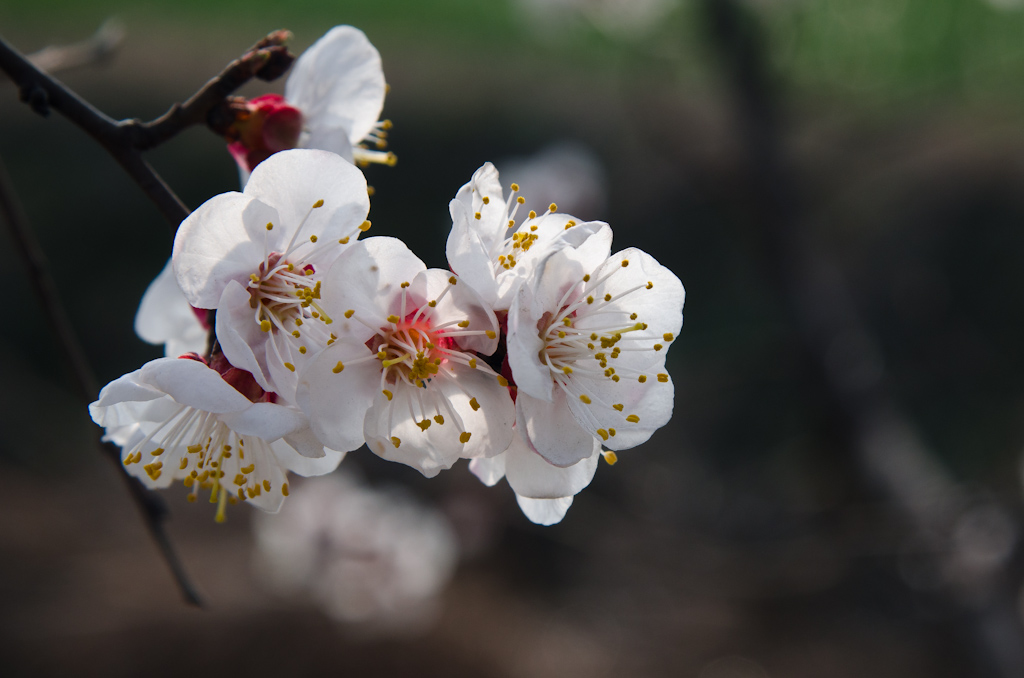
[3, 0, 1024, 676]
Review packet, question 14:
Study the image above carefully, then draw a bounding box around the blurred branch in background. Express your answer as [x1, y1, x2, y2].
[23, 18, 125, 75]
[701, 0, 1024, 675]
[0, 153, 203, 607]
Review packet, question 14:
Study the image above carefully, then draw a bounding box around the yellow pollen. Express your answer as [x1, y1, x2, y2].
[459, 432, 472, 444]
[299, 346, 307, 354]
[604, 294, 612, 301]
[549, 203, 557, 212]
[587, 296, 594, 304]
[263, 480, 271, 492]
[359, 220, 372, 231]
[291, 330, 301, 338]
[309, 235, 318, 243]
[233, 474, 246, 486]
[449, 276, 458, 285]
[333, 361, 345, 373]
[657, 373, 669, 382]
[482, 196, 490, 204]
[428, 300, 437, 307]
[496, 375, 509, 387]
[344, 309, 354, 318]
[266, 222, 273, 230]
[458, 320, 470, 328]
[613, 403, 624, 411]
[391, 436, 401, 448]
[626, 414, 640, 423]
[469, 397, 480, 411]
[597, 429, 609, 440]
[284, 362, 295, 372]
[150, 447, 164, 456]
[417, 420, 431, 431]
[580, 394, 592, 404]
[621, 260, 629, 267]
[639, 375, 647, 383]
[664, 333, 674, 341]
[603, 450, 618, 465]
[260, 320, 272, 332]
[609, 428, 616, 436]
[401, 281, 410, 288]
[583, 274, 591, 282]
[469, 358, 477, 368]
[312, 199, 324, 208]
[434, 415, 445, 425]
[475, 212, 482, 220]
[250, 273, 260, 283]
[654, 344, 664, 351]
[646, 281, 653, 289]
[528, 210, 537, 219]
[241, 464, 255, 474]
[382, 389, 393, 400]
[388, 315, 400, 324]
[516, 196, 525, 204]
[282, 483, 290, 496]
[339, 236, 350, 244]
[179, 458, 188, 470]
[511, 183, 520, 191]
[485, 330, 496, 339]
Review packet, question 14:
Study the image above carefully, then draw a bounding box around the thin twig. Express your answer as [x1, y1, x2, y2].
[0, 29, 293, 231]
[0, 154, 203, 607]
[25, 18, 125, 74]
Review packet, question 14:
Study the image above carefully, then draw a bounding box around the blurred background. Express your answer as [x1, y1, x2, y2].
[3, 0, 1024, 676]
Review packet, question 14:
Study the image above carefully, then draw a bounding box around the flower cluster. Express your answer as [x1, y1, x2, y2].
[90, 26, 685, 526]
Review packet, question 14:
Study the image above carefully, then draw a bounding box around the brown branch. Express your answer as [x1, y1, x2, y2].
[0, 28, 294, 231]
[0, 154, 202, 607]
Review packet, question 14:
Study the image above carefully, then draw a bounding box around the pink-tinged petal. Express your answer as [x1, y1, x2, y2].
[469, 453, 506, 487]
[505, 433, 599, 499]
[297, 341, 379, 453]
[216, 280, 273, 392]
[243, 149, 370, 247]
[515, 495, 573, 526]
[140, 357, 252, 413]
[303, 122, 356, 163]
[320, 237, 426, 336]
[272, 439, 346, 477]
[219, 402, 308, 443]
[363, 387, 460, 478]
[516, 390, 596, 467]
[135, 259, 208, 357]
[173, 193, 280, 309]
[285, 25, 386, 145]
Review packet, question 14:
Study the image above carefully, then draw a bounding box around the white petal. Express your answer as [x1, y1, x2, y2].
[469, 453, 506, 487]
[413, 269, 499, 356]
[272, 439, 346, 477]
[515, 495, 573, 526]
[219, 402, 307, 442]
[215, 280, 273, 392]
[173, 193, 279, 309]
[302, 122, 356, 163]
[446, 197, 500, 306]
[516, 390, 596, 467]
[506, 282, 554, 401]
[139, 357, 253, 413]
[134, 259, 208, 357]
[297, 341, 379, 453]
[285, 26, 386, 145]
[505, 432, 599, 499]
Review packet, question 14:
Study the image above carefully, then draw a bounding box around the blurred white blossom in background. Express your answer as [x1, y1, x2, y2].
[252, 473, 459, 634]
[517, 0, 678, 39]
[497, 143, 608, 222]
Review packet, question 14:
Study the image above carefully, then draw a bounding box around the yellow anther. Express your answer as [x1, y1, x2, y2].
[292, 330, 301, 338]
[428, 300, 437, 307]
[612, 375, 620, 382]
[475, 212, 482, 220]
[309, 235, 318, 243]
[344, 309, 355, 318]
[367, 186, 376, 196]
[359, 220, 372, 231]
[234, 474, 246, 486]
[496, 375, 509, 387]
[448, 276, 458, 285]
[511, 182, 520, 191]
[266, 222, 273, 230]
[638, 375, 648, 383]
[263, 480, 271, 492]
[313, 199, 324, 208]
[459, 432, 472, 444]
[250, 273, 261, 283]
[621, 260, 629, 267]
[391, 436, 401, 448]
[528, 210, 537, 219]
[485, 330, 496, 339]
[482, 196, 490, 204]
[646, 281, 654, 289]
[587, 296, 594, 304]
[530, 224, 538, 231]
[282, 483, 290, 496]
[613, 403, 624, 411]
[469, 358, 477, 368]
[332, 361, 345, 373]
[377, 350, 388, 359]
[339, 236, 350, 244]
[609, 428, 616, 436]
[382, 389, 393, 401]
[241, 464, 255, 474]
[468, 397, 480, 412]
[284, 362, 295, 372]
[549, 203, 557, 212]
[458, 320, 470, 328]
[664, 333, 675, 342]
[657, 373, 669, 382]
[626, 414, 640, 423]
[388, 314, 400, 324]
[597, 429, 609, 441]
[558, 331, 566, 338]
[260, 320, 272, 332]
[580, 394, 592, 404]
[563, 317, 572, 326]
[187, 494, 197, 503]
[150, 447, 164, 457]
[517, 196, 525, 204]
[187, 444, 203, 454]
[654, 344, 664, 351]
[401, 281, 410, 288]
[417, 420, 431, 431]
[434, 415, 445, 425]
[299, 346, 307, 354]
[602, 450, 618, 465]
[604, 294, 612, 302]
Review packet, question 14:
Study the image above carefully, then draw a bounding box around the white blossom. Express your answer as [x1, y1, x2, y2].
[90, 355, 343, 520]
[134, 259, 208, 358]
[173, 149, 370, 401]
[298, 237, 515, 477]
[507, 243, 685, 467]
